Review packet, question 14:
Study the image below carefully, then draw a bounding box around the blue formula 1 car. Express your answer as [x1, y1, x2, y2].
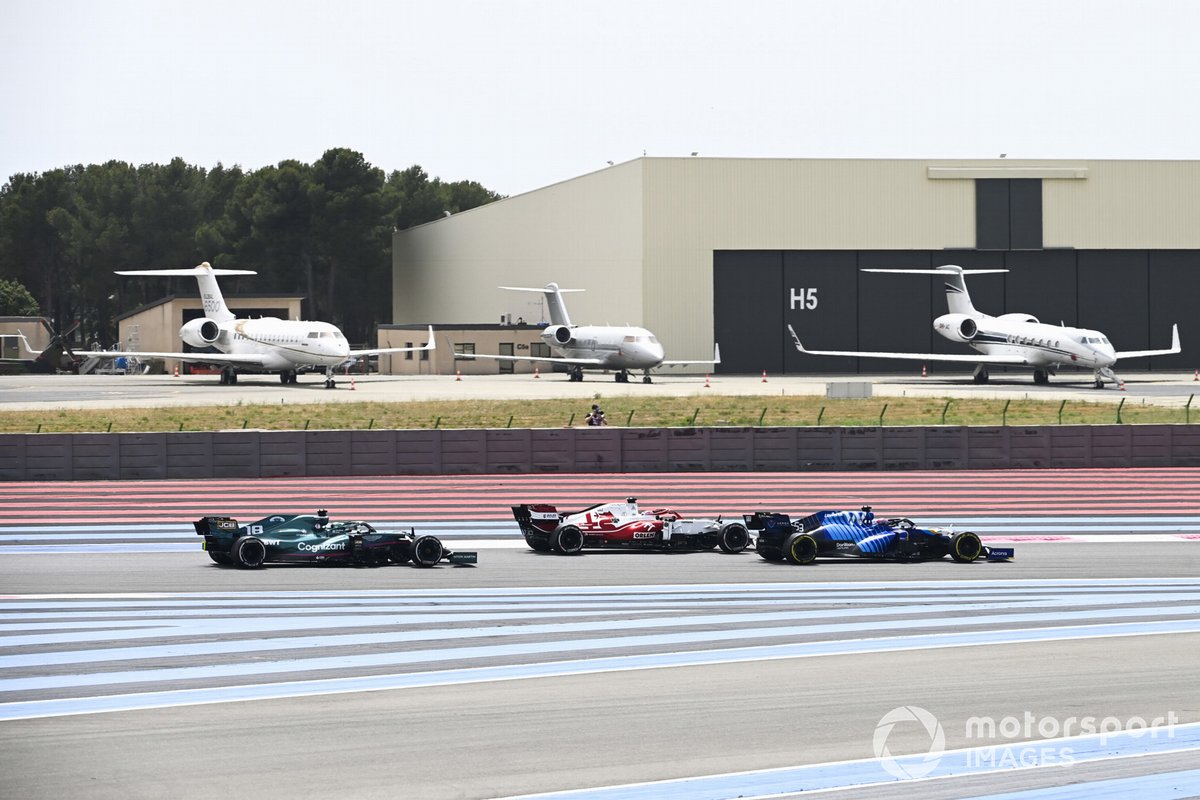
[745, 507, 1014, 564]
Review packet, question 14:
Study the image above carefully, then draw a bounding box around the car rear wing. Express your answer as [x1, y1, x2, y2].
[511, 504, 563, 535]
[194, 516, 241, 536]
[742, 512, 793, 531]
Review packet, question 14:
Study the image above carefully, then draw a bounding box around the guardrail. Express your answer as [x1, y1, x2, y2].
[2, 425, 1199, 481]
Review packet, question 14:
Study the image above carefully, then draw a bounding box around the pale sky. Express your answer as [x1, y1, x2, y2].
[2, 0, 1198, 197]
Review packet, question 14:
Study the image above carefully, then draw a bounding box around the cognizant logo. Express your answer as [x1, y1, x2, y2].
[872, 705, 946, 779]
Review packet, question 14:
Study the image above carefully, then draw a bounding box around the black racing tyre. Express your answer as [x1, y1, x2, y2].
[410, 535, 445, 567]
[232, 536, 267, 569]
[717, 522, 750, 554]
[950, 531, 984, 563]
[207, 550, 232, 566]
[783, 532, 819, 565]
[524, 534, 552, 552]
[551, 524, 584, 555]
[757, 546, 785, 562]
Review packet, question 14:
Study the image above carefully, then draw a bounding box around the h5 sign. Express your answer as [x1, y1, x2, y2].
[790, 287, 818, 310]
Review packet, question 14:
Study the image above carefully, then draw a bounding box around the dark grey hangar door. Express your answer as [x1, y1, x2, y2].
[713, 251, 783, 374]
[498, 342, 514, 373]
[782, 251, 859, 375]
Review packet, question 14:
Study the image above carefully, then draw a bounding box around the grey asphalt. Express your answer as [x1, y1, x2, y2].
[2, 542, 1199, 594]
[1, 545, 1197, 799]
[2, 369, 1198, 411]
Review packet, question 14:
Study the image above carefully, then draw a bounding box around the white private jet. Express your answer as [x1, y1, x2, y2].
[50, 262, 435, 388]
[788, 265, 1180, 389]
[470, 283, 719, 383]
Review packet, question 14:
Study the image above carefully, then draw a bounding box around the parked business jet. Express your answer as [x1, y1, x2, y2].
[66, 263, 434, 388]
[471, 283, 719, 383]
[788, 265, 1180, 389]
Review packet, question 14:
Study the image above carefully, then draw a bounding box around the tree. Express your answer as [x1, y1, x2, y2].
[0, 153, 501, 344]
[310, 148, 386, 339]
[0, 277, 39, 315]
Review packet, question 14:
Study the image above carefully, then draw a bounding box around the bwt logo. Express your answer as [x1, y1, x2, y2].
[872, 705, 945, 779]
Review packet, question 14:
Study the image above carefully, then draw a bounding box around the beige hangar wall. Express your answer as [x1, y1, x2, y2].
[392, 160, 645, 330]
[392, 157, 1200, 363]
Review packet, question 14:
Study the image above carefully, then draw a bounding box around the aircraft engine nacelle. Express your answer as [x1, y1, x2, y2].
[998, 313, 1040, 325]
[544, 325, 575, 347]
[180, 318, 222, 347]
[934, 313, 979, 342]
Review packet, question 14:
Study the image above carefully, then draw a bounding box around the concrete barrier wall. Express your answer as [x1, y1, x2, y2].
[2, 425, 1199, 481]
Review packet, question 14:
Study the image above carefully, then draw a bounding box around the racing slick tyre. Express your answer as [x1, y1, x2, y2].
[207, 551, 232, 566]
[551, 524, 585, 555]
[717, 522, 750, 554]
[524, 534, 552, 552]
[783, 532, 819, 565]
[232, 536, 267, 569]
[410, 535, 445, 567]
[950, 531, 984, 563]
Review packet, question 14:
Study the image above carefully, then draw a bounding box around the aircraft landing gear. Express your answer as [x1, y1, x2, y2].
[220, 367, 238, 385]
[614, 371, 628, 383]
[1033, 368, 1050, 385]
[642, 372, 653, 384]
[1093, 366, 1119, 389]
[280, 370, 298, 385]
[568, 366, 584, 382]
[323, 367, 337, 389]
[972, 364, 989, 384]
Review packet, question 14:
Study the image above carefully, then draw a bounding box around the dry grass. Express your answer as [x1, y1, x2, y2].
[0, 395, 1192, 433]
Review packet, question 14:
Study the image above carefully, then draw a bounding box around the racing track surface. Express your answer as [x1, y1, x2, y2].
[2, 469, 1199, 799]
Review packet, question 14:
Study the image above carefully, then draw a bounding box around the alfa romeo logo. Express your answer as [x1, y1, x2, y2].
[872, 705, 945, 779]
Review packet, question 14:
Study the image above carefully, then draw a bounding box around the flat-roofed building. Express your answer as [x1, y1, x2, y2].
[391, 157, 1199, 375]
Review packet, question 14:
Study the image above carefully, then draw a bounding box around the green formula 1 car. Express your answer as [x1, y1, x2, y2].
[195, 509, 477, 569]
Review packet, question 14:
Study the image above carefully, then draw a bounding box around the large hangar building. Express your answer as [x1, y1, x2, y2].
[391, 158, 1199, 376]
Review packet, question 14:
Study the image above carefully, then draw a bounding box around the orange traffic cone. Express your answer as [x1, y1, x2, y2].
[455, 369, 461, 381]
[1194, 368, 1198, 382]
[534, 366, 540, 379]
[173, 363, 179, 378]
[350, 376, 356, 391]
[921, 364, 927, 378]
[761, 370, 768, 383]
[1120, 381, 1126, 391]
[704, 373, 711, 388]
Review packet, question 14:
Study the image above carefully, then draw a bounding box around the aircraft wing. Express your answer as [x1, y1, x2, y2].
[658, 343, 721, 368]
[464, 352, 607, 366]
[788, 326, 1027, 365]
[75, 350, 274, 368]
[349, 326, 436, 357]
[1114, 324, 1180, 359]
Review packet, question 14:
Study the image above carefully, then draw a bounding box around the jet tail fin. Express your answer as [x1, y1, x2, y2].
[116, 262, 256, 323]
[499, 283, 583, 327]
[861, 265, 1007, 316]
